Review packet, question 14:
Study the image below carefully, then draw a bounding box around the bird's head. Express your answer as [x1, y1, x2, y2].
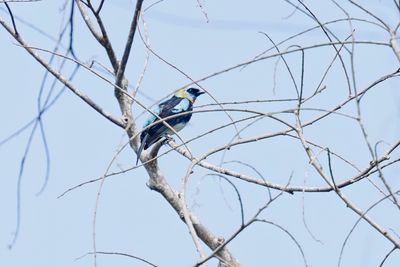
[175, 87, 205, 102]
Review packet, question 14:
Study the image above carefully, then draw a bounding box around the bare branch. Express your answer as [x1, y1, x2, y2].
[4, 2, 17, 36]
[76, 251, 158, 267]
[115, 0, 144, 88]
[0, 20, 124, 127]
[338, 191, 400, 267]
[295, 104, 400, 250]
[347, 0, 390, 30]
[75, 0, 119, 70]
[379, 247, 398, 267]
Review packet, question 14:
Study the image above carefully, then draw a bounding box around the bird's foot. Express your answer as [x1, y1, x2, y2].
[163, 135, 175, 144]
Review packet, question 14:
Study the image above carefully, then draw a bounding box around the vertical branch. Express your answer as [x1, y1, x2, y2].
[115, 0, 144, 87]
[96, 0, 105, 14]
[390, 26, 400, 62]
[294, 112, 400, 250]
[132, 10, 150, 98]
[259, 31, 299, 98]
[374, 143, 400, 210]
[75, 0, 119, 70]
[68, 0, 76, 58]
[144, 161, 241, 267]
[114, 0, 144, 124]
[297, 0, 352, 96]
[180, 161, 207, 263]
[4, 2, 18, 36]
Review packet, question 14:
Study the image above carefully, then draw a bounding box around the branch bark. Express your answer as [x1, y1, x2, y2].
[142, 155, 242, 267]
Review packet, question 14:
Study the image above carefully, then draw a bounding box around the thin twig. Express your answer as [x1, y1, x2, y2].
[76, 251, 158, 267]
[4, 2, 18, 36]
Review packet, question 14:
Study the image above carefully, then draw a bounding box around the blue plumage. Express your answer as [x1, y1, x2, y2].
[136, 87, 205, 164]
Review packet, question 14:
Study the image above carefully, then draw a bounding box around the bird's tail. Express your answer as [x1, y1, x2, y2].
[136, 134, 148, 165]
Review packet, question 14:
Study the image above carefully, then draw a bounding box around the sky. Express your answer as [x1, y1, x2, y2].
[0, 1, 400, 267]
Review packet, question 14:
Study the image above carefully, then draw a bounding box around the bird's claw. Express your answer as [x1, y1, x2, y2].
[163, 135, 175, 144]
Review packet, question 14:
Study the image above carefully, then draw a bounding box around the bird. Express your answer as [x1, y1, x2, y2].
[136, 87, 205, 165]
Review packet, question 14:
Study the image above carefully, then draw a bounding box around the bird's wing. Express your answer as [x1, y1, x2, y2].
[139, 97, 193, 156]
[142, 105, 161, 128]
[147, 97, 192, 136]
[159, 97, 191, 117]
[142, 97, 189, 128]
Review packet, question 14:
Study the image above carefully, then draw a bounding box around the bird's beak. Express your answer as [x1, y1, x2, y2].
[197, 91, 205, 96]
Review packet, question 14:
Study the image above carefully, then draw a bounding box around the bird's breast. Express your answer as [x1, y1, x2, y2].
[173, 122, 187, 132]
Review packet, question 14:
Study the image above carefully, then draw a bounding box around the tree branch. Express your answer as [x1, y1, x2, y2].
[0, 18, 124, 128]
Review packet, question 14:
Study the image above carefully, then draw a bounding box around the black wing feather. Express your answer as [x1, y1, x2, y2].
[141, 96, 193, 150]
